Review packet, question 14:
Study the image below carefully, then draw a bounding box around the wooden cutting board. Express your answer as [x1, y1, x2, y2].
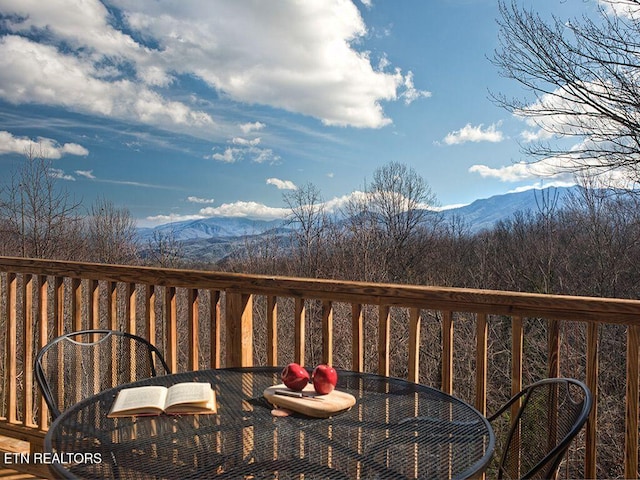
[263, 383, 356, 418]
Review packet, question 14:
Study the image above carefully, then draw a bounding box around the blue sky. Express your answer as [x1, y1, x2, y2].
[0, 0, 607, 226]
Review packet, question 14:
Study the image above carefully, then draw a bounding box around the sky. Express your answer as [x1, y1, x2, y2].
[0, 0, 613, 226]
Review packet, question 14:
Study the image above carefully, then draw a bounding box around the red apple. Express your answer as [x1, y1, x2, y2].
[281, 363, 310, 391]
[312, 364, 338, 395]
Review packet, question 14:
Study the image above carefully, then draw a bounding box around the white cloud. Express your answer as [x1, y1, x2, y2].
[1, 0, 426, 130]
[239, 122, 266, 134]
[199, 201, 289, 219]
[188, 196, 215, 204]
[0, 130, 89, 158]
[399, 71, 431, 105]
[208, 143, 280, 164]
[48, 168, 75, 181]
[75, 170, 95, 179]
[232, 137, 261, 146]
[468, 160, 576, 182]
[0, 36, 215, 131]
[599, 0, 640, 18]
[267, 178, 297, 190]
[209, 147, 243, 163]
[443, 123, 504, 145]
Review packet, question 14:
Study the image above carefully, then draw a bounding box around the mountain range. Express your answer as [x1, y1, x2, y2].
[137, 186, 576, 262]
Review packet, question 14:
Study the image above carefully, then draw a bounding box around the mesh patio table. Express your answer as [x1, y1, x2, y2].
[44, 367, 494, 479]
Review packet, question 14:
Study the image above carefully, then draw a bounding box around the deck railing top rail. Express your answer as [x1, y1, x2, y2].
[1, 256, 639, 324]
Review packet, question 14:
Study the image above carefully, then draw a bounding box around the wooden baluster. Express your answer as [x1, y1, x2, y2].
[5, 273, 17, 423]
[144, 285, 156, 346]
[322, 300, 333, 366]
[294, 298, 305, 366]
[37, 275, 49, 429]
[510, 316, 524, 478]
[124, 282, 136, 334]
[88, 279, 99, 330]
[187, 288, 199, 370]
[378, 305, 390, 377]
[441, 311, 454, 394]
[548, 319, 560, 379]
[22, 274, 34, 426]
[266, 296, 277, 367]
[209, 290, 221, 369]
[71, 278, 82, 331]
[475, 313, 488, 415]
[164, 286, 178, 372]
[352, 303, 364, 372]
[53, 277, 64, 410]
[408, 308, 421, 383]
[624, 324, 639, 480]
[107, 282, 117, 331]
[225, 292, 253, 367]
[585, 322, 599, 479]
[124, 283, 136, 381]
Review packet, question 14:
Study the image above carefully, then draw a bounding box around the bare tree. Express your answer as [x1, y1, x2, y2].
[367, 162, 440, 282]
[144, 228, 184, 268]
[493, 0, 640, 182]
[0, 145, 83, 259]
[283, 182, 329, 277]
[86, 197, 139, 265]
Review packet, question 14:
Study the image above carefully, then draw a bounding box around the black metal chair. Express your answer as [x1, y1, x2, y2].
[35, 329, 171, 419]
[487, 378, 592, 479]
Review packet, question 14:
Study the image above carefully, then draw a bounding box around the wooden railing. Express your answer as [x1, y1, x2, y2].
[0, 256, 638, 479]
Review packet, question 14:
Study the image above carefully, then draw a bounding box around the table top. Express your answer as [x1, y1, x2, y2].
[44, 367, 494, 479]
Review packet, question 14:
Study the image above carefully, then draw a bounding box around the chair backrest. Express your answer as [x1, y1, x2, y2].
[35, 329, 171, 419]
[487, 378, 592, 479]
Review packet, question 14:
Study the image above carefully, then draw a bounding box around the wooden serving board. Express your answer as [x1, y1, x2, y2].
[263, 383, 356, 418]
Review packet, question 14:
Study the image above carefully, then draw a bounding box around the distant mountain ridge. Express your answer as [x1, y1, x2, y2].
[440, 186, 574, 233]
[137, 217, 286, 242]
[137, 186, 578, 260]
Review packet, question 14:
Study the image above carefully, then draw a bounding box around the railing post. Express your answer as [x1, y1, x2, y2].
[625, 324, 639, 480]
[225, 292, 253, 367]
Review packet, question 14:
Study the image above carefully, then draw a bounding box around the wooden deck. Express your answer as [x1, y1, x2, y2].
[1, 256, 639, 478]
[0, 436, 47, 480]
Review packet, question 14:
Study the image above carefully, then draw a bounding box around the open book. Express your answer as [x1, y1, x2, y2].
[108, 382, 217, 417]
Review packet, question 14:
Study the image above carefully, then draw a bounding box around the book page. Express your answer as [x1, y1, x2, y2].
[165, 382, 213, 407]
[109, 385, 167, 416]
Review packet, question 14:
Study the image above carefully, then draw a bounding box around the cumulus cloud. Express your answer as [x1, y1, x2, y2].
[468, 159, 576, 182]
[443, 123, 504, 145]
[599, 0, 640, 18]
[0, 0, 427, 131]
[0, 36, 214, 132]
[0, 130, 89, 158]
[267, 178, 297, 190]
[199, 201, 289, 219]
